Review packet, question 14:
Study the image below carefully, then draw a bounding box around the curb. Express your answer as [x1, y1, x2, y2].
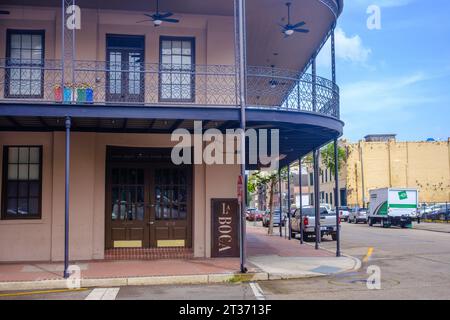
[0, 257, 361, 292]
[0, 272, 270, 292]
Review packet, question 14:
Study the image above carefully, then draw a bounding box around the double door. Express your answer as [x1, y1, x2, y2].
[106, 35, 145, 103]
[106, 164, 191, 249]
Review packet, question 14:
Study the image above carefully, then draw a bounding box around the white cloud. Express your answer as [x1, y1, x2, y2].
[317, 27, 371, 67]
[340, 72, 432, 113]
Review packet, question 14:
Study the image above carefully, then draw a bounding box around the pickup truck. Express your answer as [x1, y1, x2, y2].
[290, 205, 338, 241]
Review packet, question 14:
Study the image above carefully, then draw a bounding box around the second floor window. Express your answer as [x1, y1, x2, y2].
[5, 30, 44, 98]
[159, 37, 195, 102]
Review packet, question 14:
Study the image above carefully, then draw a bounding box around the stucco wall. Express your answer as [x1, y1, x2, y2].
[0, 132, 54, 262]
[0, 131, 239, 262]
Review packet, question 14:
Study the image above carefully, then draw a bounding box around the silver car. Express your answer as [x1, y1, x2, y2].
[348, 207, 368, 224]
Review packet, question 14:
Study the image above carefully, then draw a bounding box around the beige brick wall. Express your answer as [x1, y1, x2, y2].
[346, 139, 450, 207]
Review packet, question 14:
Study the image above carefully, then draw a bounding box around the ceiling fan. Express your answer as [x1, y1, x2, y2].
[0, 10, 10, 15]
[136, 0, 179, 27]
[278, 2, 309, 37]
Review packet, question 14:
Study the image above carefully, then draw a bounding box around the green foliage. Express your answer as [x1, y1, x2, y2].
[320, 142, 346, 173]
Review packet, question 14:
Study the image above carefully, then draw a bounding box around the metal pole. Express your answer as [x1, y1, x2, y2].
[63, 116, 71, 278]
[334, 139, 341, 257]
[331, 27, 336, 84]
[237, 0, 247, 274]
[61, 0, 65, 97]
[313, 149, 320, 249]
[299, 158, 304, 244]
[287, 164, 292, 240]
[312, 59, 317, 112]
[278, 168, 282, 237]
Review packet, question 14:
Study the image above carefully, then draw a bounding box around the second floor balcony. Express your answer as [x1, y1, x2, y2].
[0, 59, 339, 119]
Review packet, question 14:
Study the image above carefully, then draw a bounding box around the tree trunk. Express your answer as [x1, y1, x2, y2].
[268, 179, 275, 235]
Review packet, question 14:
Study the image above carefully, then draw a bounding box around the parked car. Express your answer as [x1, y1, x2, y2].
[348, 207, 368, 224]
[425, 204, 450, 221]
[338, 206, 350, 222]
[246, 208, 257, 221]
[290, 205, 338, 241]
[262, 209, 286, 227]
[248, 209, 263, 221]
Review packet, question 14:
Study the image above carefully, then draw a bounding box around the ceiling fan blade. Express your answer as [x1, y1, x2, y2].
[144, 13, 155, 18]
[136, 19, 153, 23]
[158, 12, 173, 19]
[0, 10, 10, 14]
[294, 28, 309, 33]
[161, 18, 179, 23]
[292, 21, 306, 29]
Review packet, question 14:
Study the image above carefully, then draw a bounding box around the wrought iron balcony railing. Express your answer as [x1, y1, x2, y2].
[0, 59, 339, 118]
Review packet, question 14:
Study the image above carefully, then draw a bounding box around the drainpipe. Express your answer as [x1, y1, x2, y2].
[64, 116, 71, 278]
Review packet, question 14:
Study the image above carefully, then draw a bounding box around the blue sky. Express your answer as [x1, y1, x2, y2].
[315, 0, 450, 142]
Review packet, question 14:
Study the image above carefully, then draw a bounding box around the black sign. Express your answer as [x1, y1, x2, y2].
[211, 198, 239, 257]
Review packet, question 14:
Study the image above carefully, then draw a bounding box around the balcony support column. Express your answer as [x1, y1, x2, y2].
[287, 164, 292, 240]
[63, 116, 71, 278]
[61, 0, 76, 103]
[334, 138, 341, 257]
[298, 158, 304, 244]
[312, 59, 317, 112]
[313, 149, 321, 250]
[236, 0, 247, 274]
[278, 168, 283, 237]
[331, 27, 336, 84]
[331, 27, 338, 117]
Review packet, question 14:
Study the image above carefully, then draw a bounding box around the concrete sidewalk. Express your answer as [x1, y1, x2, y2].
[0, 224, 360, 291]
[413, 221, 450, 233]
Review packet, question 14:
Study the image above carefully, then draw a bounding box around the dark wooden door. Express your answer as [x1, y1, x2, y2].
[149, 166, 192, 248]
[106, 166, 149, 248]
[105, 153, 192, 249]
[106, 35, 144, 103]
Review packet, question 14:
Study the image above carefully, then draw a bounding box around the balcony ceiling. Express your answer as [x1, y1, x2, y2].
[1, 0, 342, 73]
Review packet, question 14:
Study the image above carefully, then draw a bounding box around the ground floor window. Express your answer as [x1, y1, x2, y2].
[2, 146, 42, 219]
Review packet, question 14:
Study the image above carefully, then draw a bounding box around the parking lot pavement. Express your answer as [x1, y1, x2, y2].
[258, 222, 450, 299]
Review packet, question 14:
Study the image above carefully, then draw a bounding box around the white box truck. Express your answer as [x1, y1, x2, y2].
[368, 188, 418, 228]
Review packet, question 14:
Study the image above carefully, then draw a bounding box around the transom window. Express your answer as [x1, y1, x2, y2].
[2, 146, 42, 219]
[5, 30, 45, 98]
[159, 37, 195, 101]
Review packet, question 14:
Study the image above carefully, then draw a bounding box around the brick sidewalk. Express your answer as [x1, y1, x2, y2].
[0, 224, 334, 283]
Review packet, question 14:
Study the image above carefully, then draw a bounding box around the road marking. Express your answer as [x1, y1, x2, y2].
[85, 287, 120, 300]
[363, 247, 374, 263]
[0, 288, 87, 298]
[249, 282, 265, 300]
